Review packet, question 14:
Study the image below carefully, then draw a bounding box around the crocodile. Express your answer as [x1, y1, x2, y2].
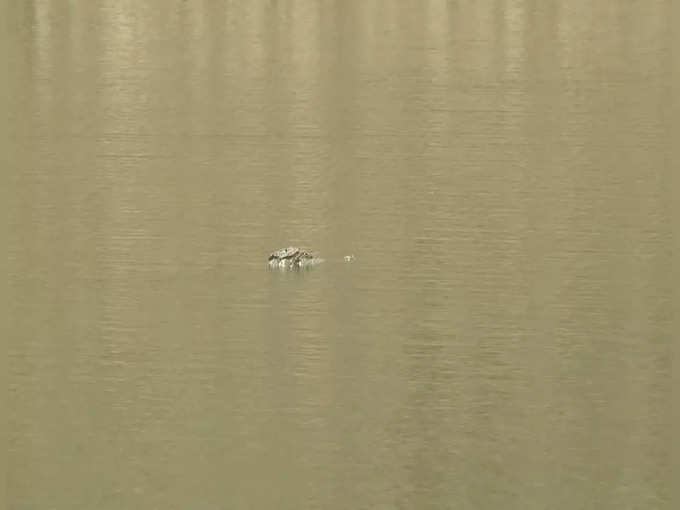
[268, 247, 322, 269]
[268, 247, 356, 269]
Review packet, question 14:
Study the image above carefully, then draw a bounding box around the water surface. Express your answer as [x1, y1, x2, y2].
[6, 1, 672, 509]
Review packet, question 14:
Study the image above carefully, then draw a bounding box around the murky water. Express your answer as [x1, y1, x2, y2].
[6, 2, 672, 509]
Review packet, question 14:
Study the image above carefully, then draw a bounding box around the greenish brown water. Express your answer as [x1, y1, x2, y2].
[6, 2, 672, 509]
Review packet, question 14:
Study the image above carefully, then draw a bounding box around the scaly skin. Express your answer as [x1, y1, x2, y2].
[268, 247, 321, 269]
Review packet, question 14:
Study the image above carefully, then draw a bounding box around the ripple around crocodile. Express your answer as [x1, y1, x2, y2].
[268, 247, 353, 269]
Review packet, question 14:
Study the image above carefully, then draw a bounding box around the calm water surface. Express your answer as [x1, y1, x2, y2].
[6, 1, 672, 509]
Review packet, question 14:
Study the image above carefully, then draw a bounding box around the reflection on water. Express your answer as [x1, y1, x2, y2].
[6, 1, 672, 509]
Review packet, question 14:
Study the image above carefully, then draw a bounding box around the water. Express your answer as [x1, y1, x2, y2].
[6, 2, 672, 509]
